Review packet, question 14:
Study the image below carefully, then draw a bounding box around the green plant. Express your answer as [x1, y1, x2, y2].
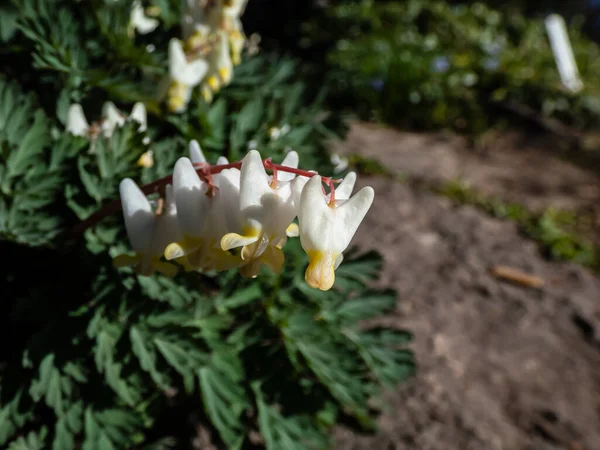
[303, 0, 600, 136]
[0, 1, 413, 449]
[438, 180, 600, 271]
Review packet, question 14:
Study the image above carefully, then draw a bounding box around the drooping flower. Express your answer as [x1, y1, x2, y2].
[220, 150, 306, 277]
[298, 174, 374, 290]
[66, 102, 149, 141]
[101, 102, 148, 138]
[66, 104, 91, 137]
[129, 0, 159, 36]
[222, 0, 248, 65]
[330, 153, 349, 174]
[114, 179, 180, 277]
[200, 31, 234, 103]
[167, 39, 210, 112]
[164, 155, 242, 271]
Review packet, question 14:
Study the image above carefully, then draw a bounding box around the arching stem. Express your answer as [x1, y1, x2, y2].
[72, 158, 341, 235]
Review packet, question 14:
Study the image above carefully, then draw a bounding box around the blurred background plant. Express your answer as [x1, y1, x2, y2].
[296, 0, 600, 144]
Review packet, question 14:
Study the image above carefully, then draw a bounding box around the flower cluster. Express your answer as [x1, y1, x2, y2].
[167, 0, 249, 112]
[115, 144, 374, 290]
[65, 102, 153, 167]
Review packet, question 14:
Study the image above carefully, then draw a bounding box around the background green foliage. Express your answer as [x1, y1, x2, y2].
[0, 0, 413, 449]
[302, 0, 600, 137]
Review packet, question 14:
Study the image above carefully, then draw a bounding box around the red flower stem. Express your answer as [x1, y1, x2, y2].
[72, 159, 341, 235]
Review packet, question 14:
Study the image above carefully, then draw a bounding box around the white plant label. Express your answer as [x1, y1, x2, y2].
[545, 14, 584, 93]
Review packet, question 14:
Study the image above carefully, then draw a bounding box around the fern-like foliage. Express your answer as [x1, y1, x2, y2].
[0, 2, 414, 449]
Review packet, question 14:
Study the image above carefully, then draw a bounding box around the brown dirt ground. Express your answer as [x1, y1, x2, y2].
[332, 122, 600, 245]
[333, 122, 600, 450]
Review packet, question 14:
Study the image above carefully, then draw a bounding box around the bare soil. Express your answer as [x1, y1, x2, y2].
[333, 123, 600, 450]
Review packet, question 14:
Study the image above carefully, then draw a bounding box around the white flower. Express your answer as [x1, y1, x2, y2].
[66, 104, 90, 137]
[188, 139, 230, 166]
[167, 39, 210, 112]
[164, 155, 242, 271]
[330, 153, 349, 174]
[200, 31, 233, 102]
[129, 0, 159, 36]
[188, 139, 207, 165]
[182, 0, 221, 40]
[222, 0, 248, 65]
[114, 178, 180, 276]
[220, 150, 306, 277]
[101, 102, 127, 136]
[298, 174, 374, 290]
[66, 102, 148, 141]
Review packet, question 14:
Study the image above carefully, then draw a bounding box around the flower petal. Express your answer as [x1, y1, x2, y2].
[129, 102, 147, 131]
[189, 140, 207, 164]
[182, 58, 209, 86]
[239, 150, 271, 223]
[66, 104, 89, 136]
[220, 232, 259, 251]
[169, 39, 187, 78]
[119, 178, 154, 252]
[298, 175, 330, 252]
[334, 171, 356, 201]
[278, 150, 299, 182]
[285, 222, 299, 237]
[336, 186, 375, 249]
[102, 102, 126, 136]
[173, 157, 207, 237]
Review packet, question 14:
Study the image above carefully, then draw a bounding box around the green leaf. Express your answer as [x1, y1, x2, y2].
[130, 326, 166, 388]
[215, 283, 263, 312]
[253, 382, 329, 450]
[0, 3, 18, 42]
[53, 419, 74, 450]
[154, 338, 197, 392]
[7, 429, 47, 450]
[198, 350, 248, 449]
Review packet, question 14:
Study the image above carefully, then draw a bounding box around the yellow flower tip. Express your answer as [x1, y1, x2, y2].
[218, 67, 232, 84]
[305, 250, 337, 291]
[185, 31, 207, 52]
[168, 95, 186, 113]
[112, 253, 141, 269]
[137, 151, 154, 168]
[221, 227, 260, 252]
[164, 242, 186, 260]
[207, 75, 220, 91]
[167, 81, 187, 112]
[285, 223, 299, 238]
[201, 86, 213, 103]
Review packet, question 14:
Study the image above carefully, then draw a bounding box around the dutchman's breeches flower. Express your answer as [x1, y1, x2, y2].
[114, 179, 180, 277]
[220, 149, 306, 277]
[167, 39, 209, 112]
[298, 174, 374, 291]
[108, 146, 374, 290]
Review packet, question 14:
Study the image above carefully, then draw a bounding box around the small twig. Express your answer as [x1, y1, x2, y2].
[490, 265, 544, 289]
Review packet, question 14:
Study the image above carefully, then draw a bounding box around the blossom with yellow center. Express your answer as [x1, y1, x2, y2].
[167, 39, 209, 113]
[114, 179, 180, 277]
[298, 174, 374, 291]
[220, 150, 306, 277]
